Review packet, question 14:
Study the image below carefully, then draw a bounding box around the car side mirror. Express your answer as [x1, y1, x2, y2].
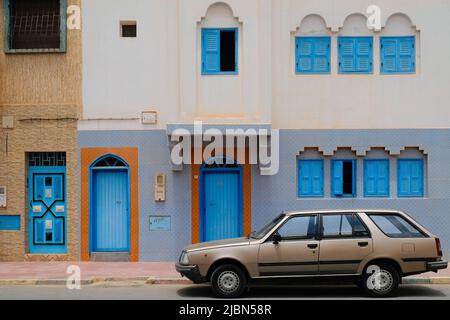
[272, 233, 282, 245]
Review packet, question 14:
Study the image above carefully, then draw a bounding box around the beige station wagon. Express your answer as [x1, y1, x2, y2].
[176, 210, 447, 298]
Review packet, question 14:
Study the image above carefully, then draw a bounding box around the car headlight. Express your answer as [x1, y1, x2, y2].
[179, 251, 190, 265]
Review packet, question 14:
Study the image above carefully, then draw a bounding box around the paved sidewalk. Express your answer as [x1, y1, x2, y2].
[0, 262, 189, 285]
[0, 262, 449, 286]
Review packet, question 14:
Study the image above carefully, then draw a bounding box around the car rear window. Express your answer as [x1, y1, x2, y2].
[368, 214, 426, 238]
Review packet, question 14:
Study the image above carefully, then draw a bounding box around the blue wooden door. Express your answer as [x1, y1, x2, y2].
[29, 167, 67, 254]
[93, 170, 129, 252]
[203, 171, 241, 242]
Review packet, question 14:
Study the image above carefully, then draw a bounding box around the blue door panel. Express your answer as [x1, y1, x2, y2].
[28, 167, 67, 254]
[93, 170, 129, 252]
[203, 171, 241, 242]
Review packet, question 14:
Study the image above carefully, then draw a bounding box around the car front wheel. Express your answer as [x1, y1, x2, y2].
[211, 264, 248, 298]
[362, 262, 400, 298]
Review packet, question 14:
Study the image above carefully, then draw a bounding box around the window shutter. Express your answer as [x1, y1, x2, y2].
[313, 38, 330, 73]
[398, 37, 415, 73]
[410, 160, 423, 196]
[296, 37, 330, 74]
[381, 39, 397, 73]
[398, 160, 412, 195]
[299, 161, 312, 196]
[299, 161, 324, 197]
[376, 161, 389, 196]
[398, 160, 424, 197]
[311, 161, 324, 196]
[365, 161, 377, 196]
[296, 38, 313, 73]
[365, 160, 389, 197]
[339, 38, 355, 73]
[202, 29, 220, 74]
[356, 38, 373, 73]
[332, 161, 344, 196]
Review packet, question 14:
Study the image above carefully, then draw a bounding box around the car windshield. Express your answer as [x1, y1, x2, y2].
[250, 214, 285, 239]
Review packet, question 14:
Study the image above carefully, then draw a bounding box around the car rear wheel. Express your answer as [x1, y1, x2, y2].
[362, 262, 400, 298]
[211, 264, 248, 298]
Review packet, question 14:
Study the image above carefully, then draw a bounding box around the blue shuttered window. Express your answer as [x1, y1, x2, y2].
[202, 28, 238, 75]
[364, 160, 390, 197]
[296, 37, 331, 74]
[381, 36, 416, 74]
[298, 160, 324, 197]
[332, 160, 356, 197]
[338, 37, 373, 74]
[398, 159, 424, 197]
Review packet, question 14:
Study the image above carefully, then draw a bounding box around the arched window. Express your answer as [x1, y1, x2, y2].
[92, 155, 128, 168]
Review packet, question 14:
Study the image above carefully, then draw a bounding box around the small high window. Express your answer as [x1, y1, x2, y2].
[5, 0, 66, 53]
[364, 160, 390, 197]
[295, 37, 331, 74]
[380, 36, 416, 74]
[338, 37, 373, 74]
[398, 159, 424, 197]
[121, 21, 137, 38]
[298, 160, 324, 197]
[202, 28, 238, 75]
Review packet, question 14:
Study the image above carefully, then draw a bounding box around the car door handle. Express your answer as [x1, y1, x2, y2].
[358, 242, 369, 247]
[307, 244, 318, 249]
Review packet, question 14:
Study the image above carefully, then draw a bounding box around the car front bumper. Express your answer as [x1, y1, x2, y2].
[426, 260, 448, 273]
[175, 263, 207, 284]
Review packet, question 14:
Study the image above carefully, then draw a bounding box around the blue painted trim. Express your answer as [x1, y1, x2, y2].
[338, 36, 373, 74]
[28, 166, 67, 254]
[0, 215, 20, 231]
[202, 28, 239, 75]
[397, 159, 425, 198]
[380, 36, 416, 74]
[364, 159, 390, 198]
[199, 162, 243, 242]
[89, 154, 131, 253]
[298, 159, 324, 198]
[295, 36, 331, 74]
[331, 159, 357, 198]
[3, 0, 67, 53]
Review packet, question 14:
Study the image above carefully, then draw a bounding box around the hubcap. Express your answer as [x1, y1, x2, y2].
[218, 271, 240, 294]
[369, 269, 394, 293]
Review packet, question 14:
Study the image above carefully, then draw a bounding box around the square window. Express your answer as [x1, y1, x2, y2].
[121, 21, 137, 38]
[202, 28, 238, 75]
[298, 160, 324, 197]
[5, 0, 67, 53]
[398, 159, 424, 197]
[381, 36, 416, 74]
[332, 160, 356, 197]
[364, 160, 390, 197]
[338, 37, 373, 74]
[296, 37, 331, 74]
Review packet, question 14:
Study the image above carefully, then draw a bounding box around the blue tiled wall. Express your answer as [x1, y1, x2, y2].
[79, 129, 450, 260]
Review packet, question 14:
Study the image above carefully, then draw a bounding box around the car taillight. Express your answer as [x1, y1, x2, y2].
[436, 238, 443, 257]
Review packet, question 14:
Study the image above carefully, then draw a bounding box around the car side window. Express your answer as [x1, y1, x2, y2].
[321, 214, 370, 238]
[368, 214, 426, 238]
[276, 216, 317, 240]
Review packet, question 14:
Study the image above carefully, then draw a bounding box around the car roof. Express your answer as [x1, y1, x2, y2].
[283, 209, 404, 216]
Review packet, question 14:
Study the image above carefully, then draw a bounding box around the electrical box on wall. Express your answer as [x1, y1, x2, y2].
[0, 186, 7, 208]
[142, 111, 157, 125]
[155, 173, 166, 202]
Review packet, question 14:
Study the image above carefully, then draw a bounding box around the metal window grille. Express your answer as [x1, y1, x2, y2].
[28, 152, 66, 167]
[8, 0, 61, 50]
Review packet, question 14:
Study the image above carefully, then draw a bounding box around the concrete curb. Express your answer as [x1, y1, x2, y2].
[403, 277, 450, 285]
[0, 277, 192, 286]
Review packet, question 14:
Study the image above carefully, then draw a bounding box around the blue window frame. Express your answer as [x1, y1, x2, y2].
[332, 160, 357, 197]
[381, 36, 416, 74]
[202, 28, 238, 75]
[364, 160, 390, 197]
[4, 0, 67, 53]
[295, 37, 331, 74]
[398, 159, 424, 197]
[338, 37, 373, 74]
[298, 160, 324, 197]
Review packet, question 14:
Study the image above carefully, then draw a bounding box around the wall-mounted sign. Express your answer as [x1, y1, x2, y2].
[149, 216, 171, 231]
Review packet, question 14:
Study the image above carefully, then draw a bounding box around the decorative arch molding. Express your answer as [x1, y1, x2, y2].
[382, 12, 419, 32]
[197, 1, 243, 24]
[292, 14, 330, 35]
[290, 13, 332, 34]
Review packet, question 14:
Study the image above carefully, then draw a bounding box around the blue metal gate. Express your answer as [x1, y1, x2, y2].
[28, 166, 67, 254]
[201, 162, 243, 242]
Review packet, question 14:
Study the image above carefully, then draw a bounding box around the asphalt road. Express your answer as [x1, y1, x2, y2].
[0, 284, 450, 300]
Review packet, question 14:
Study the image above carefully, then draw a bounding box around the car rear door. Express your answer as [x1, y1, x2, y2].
[318, 213, 373, 275]
[257, 215, 320, 277]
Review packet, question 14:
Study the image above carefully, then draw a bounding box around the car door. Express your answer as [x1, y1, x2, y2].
[257, 215, 320, 277]
[318, 213, 373, 275]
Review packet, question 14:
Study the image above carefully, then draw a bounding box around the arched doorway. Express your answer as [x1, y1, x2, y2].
[200, 157, 243, 242]
[90, 155, 130, 254]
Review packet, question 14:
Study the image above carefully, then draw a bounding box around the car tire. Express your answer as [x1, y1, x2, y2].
[211, 264, 248, 298]
[362, 262, 400, 298]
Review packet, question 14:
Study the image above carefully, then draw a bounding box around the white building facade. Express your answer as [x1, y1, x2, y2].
[79, 0, 450, 261]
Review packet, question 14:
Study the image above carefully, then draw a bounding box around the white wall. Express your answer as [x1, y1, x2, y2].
[81, 0, 450, 130]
